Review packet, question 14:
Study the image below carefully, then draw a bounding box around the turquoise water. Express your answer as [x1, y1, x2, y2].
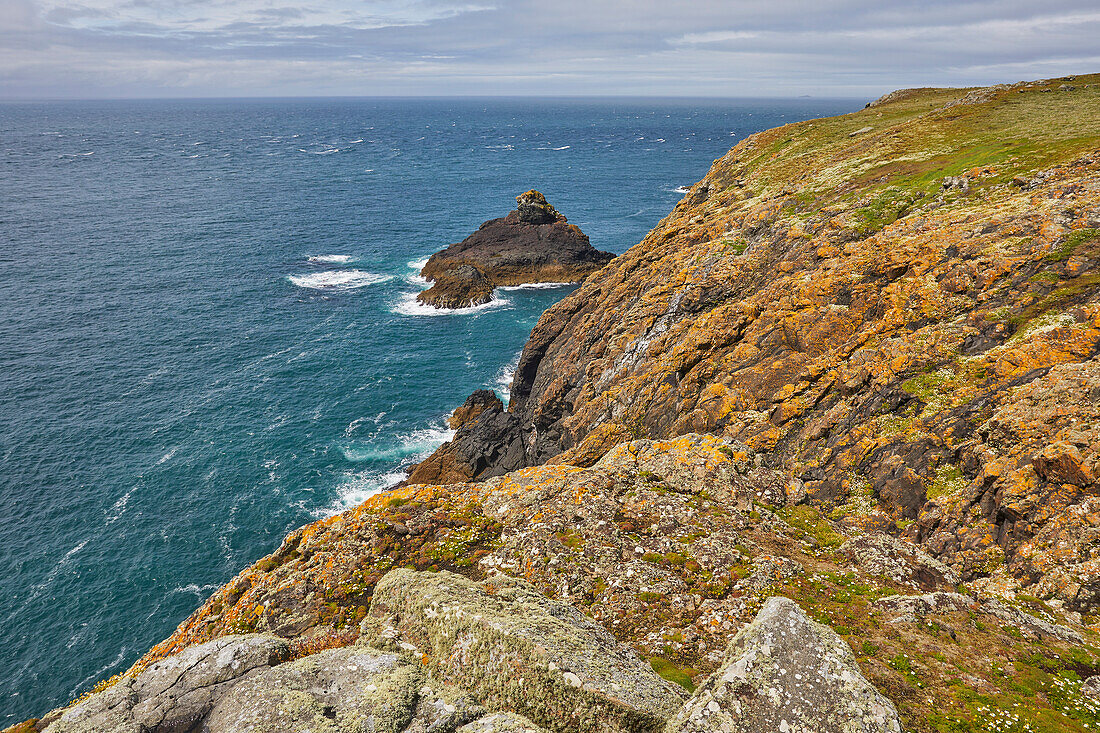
[0, 97, 859, 721]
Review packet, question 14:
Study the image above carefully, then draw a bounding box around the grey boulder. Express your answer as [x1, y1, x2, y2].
[42, 634, 290, 733]
[367, 569, 685, 733]
[203, 645, 483, 732]
[665, 596, 902, 733]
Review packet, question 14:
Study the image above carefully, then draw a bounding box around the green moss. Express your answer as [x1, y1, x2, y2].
[777, 504, 844, 548]
[648, 657, 697, 692]
[1045, 228, 1098, 262]
[928, 464, 968, 500]
[851, 187, 923, 235]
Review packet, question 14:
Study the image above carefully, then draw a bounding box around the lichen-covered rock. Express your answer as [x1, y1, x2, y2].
[874, 592, 1083, 643]
[665, 597, 901, 733]
[40, 634, 289, 733]
[203, 645, 482, 733]
[459, 712, 550, 732]
[368, 569, 685, 733]
[840, 533, 959, 591]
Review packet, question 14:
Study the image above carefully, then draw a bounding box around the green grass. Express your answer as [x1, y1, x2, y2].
[649, 657, 697, 692]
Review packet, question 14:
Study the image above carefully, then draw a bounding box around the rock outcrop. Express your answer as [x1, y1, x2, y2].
[666, 597, 902, 733]
[416, 75, 1100, 615]
[416, 191, 614, 309]
[367, 569, 685, 733]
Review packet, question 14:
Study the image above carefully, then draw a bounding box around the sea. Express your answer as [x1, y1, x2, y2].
[0, 96, 859, 722]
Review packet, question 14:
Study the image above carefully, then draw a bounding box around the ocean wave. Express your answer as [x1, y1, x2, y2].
[298, 146, 340, 155]
[497, 281, 573, 291]
[321, 420, 455, 516]
[339, 423, 454, 463]
[287, 270, 392, 291]
[407, 257, 429, 271]
[674, 185, 691, 194]
[390, 291, 512, 317]
[493, 352, 521, 401]
[307, 254, 354, 264]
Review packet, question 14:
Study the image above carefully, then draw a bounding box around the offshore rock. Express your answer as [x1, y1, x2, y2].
[367, 569, 685, 733]
[417, 191, 613, 309]
[665, 597, 902, 733]
[40, 634, 290, 733]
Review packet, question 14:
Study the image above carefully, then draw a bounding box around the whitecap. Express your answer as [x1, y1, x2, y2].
[307, 254, 354, 264]
[390, 291, 511, 317]
[348, 138, 364, 144]
[674, 186, 691, 194]
[155, 447, 178, 465]
[288, 270, 392, 291]
[408, 257, 429, 270]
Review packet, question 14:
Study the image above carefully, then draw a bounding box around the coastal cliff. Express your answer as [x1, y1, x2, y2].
[15, 76, 1100, 733]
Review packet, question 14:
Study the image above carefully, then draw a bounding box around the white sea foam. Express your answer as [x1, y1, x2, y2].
[340, 423, 455, 464]
[320, 421, 455, 516]
[408, 257, 429, 271]
[493, 352, 522, 401]
[497, 281, 574, 291]
[288, 270, 392, 291]
[307, 254, 354, 264]
[348, 138, 364, 144]
[390, 291, 512, 316]
[674, 186, 691, 194]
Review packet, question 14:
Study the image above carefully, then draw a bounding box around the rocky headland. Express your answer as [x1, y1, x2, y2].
[416, 191, 614, 309]
[12, 75, 1100, 733]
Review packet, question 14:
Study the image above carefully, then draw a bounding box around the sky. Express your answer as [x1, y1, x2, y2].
[1, 0, 1099, 99]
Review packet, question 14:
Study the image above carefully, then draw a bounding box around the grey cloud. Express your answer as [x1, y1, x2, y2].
[1, 0, 1097, 98]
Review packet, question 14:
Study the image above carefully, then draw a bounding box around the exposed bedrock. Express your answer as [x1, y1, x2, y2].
[416, 190, 614, 309]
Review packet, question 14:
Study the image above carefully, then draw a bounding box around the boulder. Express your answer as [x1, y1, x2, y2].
[41, 634, 290, 733]
[367, 569, 685, 733]
[840, 533, 959, 591]
[203, 645, 483, 733]
[459, 712, 551, 732]
[665, 596, 901, 733]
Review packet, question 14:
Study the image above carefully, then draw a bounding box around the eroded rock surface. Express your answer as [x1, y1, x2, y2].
[666, 597, 902, 733]
[40, 634, 290, 733]
[417, 190, 613, 309]
[367, 569, 685, 733]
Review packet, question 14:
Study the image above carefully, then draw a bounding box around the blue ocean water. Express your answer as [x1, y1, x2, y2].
[0, 96, 859, 722]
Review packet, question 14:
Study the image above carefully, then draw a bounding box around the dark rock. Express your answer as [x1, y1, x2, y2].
[417, 191, 613, 309]
[407, 397, 525, 485]
[665, 596, 902, 733]
[450, 389, 505, 430]
[515, 190, 559, 224]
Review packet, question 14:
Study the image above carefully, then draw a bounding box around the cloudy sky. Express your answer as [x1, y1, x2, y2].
[2, 0, 1098, 98]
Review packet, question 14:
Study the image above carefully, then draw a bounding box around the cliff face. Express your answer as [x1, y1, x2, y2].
[18, 78, 1100, 733]
[430, 75, 1100, 610]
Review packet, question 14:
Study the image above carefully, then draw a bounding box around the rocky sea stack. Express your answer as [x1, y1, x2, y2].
[13, 77, 1100, 733]
[417, 191, 614, 309]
